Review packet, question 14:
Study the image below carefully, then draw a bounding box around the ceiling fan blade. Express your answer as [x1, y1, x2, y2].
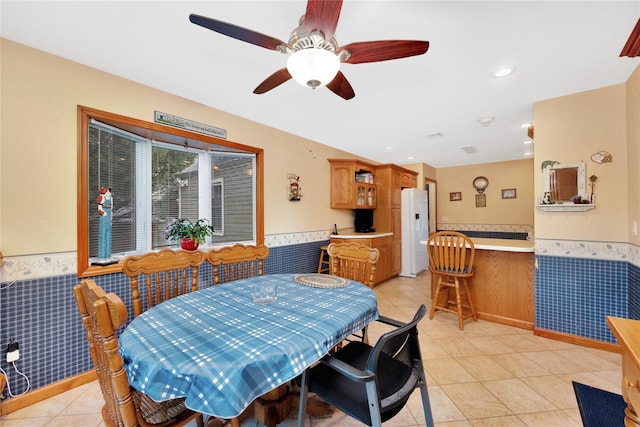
[253, 68, 292, 94]
[620, 17, 640, 57]
[304, 0, 343, 41]
[189, 14, 286, 51]
[340, 40, 430, 64]
[326, 71, 355, 100]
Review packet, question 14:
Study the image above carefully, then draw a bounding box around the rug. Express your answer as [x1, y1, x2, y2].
[572, 381, 626, 427]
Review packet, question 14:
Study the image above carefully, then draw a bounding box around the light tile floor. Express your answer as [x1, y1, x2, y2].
[1, 272, 623, 426]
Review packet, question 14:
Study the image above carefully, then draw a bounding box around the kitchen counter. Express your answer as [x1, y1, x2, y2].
[331, 231, 393, 239]
[471, 238, 533, 252]
[420, 237, 533, 252]
[423, 236, 535, 329]
[329, 231, 395, 285]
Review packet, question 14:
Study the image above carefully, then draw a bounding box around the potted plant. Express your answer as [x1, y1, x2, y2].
[163, 218, 214, 250]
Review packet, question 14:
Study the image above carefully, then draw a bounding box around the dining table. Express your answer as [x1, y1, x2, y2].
[118, 273, 379, 422]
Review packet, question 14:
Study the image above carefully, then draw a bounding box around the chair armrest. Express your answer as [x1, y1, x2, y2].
[375, 315, 407, 328]
[320, 355, 375, 383]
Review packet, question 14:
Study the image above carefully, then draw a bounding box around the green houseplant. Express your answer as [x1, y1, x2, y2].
[163, 218, 214, 250]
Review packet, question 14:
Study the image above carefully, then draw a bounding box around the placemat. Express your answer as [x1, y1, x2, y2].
[293, 274, 349, 288]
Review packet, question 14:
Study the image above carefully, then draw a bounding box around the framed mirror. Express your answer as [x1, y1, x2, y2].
[542, 162, 587, 203]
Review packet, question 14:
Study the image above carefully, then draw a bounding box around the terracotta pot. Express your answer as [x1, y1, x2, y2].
[180, 238, 199, 250]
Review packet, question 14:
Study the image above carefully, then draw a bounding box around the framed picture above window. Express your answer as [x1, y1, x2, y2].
[449, 192, 462, 201]
[502, 188, 517, 199]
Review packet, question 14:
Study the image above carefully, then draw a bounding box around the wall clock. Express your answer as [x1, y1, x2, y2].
[473, 176, 489, 193]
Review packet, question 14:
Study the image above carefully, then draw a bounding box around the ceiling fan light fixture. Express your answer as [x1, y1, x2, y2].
[287, 48, 340, 89]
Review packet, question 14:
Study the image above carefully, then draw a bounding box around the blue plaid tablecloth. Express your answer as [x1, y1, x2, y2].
[119, 273, 379, 418]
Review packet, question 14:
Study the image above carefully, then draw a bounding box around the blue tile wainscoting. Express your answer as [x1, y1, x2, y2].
[1, 233, 638, 404]
[534, 239, 640, 344]
[0, 231, 330, 402]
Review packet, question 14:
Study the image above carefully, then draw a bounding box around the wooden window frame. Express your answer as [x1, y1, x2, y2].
[77, 105, 264, 277]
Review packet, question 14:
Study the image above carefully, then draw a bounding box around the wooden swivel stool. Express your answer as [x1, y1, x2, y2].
[317, 245, 330, 274]
[427, 231, 477, 330]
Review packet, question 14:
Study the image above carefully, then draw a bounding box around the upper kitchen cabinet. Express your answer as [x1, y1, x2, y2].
[329, 159, 377, 209]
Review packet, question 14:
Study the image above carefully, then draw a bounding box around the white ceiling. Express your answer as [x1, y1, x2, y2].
[2, 1, 639, 168]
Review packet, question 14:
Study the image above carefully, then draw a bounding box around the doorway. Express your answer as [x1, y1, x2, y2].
[425, 178, 437, 234]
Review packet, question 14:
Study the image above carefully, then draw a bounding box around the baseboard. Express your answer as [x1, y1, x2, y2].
[476, 312, 534, 330]
[534, 328, 621, 353]
[0, 370, 96, 416]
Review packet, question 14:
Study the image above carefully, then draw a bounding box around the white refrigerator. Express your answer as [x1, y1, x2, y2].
[400, 188, 430, 277]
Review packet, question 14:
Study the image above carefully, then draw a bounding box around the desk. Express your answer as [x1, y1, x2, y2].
[119, 274, 378, 420]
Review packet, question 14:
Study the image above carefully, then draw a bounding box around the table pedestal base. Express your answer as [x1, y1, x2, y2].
[254, 384, 290, 427]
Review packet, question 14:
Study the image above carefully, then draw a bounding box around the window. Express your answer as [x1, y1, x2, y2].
[211, 179, 224, 235]
[78, 106, 264, 277]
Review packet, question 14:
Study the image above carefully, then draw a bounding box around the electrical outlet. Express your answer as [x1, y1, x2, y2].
[6, 342, 19, 363]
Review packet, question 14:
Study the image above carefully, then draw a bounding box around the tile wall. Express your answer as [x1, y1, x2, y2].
[1, 232, 638, 405]
[534, 239, 640, 343]
[0, 233, 329, 401]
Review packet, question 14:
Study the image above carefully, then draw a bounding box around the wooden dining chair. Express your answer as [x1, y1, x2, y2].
[426, 231, 477, 330]
[327, 242, 380, 288]
[122, 248, 206, 317]
[206, 244, 269, 284]
[73, 279, 204, 427]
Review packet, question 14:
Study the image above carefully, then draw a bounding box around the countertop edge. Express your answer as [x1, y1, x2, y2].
[330, 232, 394, 239]
[419, 238, 534, 253]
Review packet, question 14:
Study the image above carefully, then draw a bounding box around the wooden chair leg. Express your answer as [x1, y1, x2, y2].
[429, 277, 443, 319]
[462, 279, 477, 321]
[454, 278, 465, 330]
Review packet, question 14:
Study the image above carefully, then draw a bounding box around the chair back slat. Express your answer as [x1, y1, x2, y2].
[427, 231, 475, 277]
[207, 244, 269, 284]
[122, 249, 205, 317]
[327, 242, 379, 287]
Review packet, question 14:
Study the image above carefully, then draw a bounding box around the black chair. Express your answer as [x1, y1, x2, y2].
[296, 305, 434, 427]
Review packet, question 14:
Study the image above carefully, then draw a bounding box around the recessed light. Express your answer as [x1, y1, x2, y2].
[491, 66, 515, 78]
[523, 140, 533, 145]
[408, 156, 415, 160]
[425, 132, 444, 140]
[385, 146, 392, 150]
[520, 122, 533, 128]
[524, 151, 533, 156]
[477, 117, 495, 127]
[461, 146, 478, 154]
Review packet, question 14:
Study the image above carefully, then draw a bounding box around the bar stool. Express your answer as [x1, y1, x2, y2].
[426, 231, 477, 330]
[317, 245, 330, 274]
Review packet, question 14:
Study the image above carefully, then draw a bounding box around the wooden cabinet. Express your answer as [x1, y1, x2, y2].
[375, 164, 418, 280]
[607, 316, 640, 427]
[329, 159, 377, 209]
[328, 159, 417, 284]
[330, 235, 393, 285]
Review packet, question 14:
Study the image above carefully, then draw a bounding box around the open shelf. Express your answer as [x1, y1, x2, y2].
[536, 204, 595, 212]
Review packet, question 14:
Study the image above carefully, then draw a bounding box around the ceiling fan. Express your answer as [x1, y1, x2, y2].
[189, 0, 430, 100]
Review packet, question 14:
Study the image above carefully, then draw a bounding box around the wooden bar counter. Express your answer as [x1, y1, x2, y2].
[428, 238, 535, 330]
